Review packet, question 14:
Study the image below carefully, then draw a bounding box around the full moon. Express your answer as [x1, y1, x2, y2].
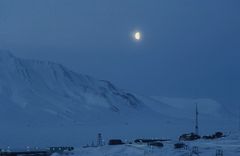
[134, 32, 141, 40]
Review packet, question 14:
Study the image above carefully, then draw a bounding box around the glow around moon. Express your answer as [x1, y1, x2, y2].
[134, 32, 141, 40]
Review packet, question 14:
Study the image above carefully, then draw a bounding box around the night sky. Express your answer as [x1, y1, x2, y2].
[0, 0, 239, 108]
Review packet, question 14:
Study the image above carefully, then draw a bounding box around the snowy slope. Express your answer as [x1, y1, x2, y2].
[0, 50, 150, 125]
[150, 96, 226, 118]
[0, 50, 178, 147]
[0, 50, 236, 147]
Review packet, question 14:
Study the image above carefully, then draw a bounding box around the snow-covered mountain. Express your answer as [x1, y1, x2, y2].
[150, 97, 227, 118]
[0, 50, 236, 147]
[0, 50, 153, 125]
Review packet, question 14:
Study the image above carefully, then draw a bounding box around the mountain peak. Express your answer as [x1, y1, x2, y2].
[0, 49, 145, 125]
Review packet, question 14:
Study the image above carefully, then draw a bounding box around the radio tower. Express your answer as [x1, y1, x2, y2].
[238, 105, 240, 131]
[195, 103, 199, 135]
[97, 133, 103, 146]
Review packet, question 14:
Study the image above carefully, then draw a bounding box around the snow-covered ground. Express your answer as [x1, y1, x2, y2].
[54, 132, 240, 156]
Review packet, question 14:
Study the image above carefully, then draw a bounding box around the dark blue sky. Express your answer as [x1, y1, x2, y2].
[0, 0, 239, 107]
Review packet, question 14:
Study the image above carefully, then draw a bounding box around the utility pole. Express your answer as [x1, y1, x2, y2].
[195, 103, 199, 135]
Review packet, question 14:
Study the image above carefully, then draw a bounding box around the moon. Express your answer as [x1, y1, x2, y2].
[134, 32, 141, 40]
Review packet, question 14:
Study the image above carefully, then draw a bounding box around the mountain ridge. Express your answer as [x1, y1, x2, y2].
[0, 50, 148, 125]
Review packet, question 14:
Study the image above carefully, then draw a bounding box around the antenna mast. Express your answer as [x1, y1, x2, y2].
[195, 103, 199, 135]
[238, 105, 240, 131]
